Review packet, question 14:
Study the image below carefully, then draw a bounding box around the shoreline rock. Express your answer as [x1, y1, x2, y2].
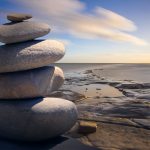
[78, 121, 97, 134]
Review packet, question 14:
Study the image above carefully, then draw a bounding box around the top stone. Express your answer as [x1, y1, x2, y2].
[0, 21, 50, 44]
[7, 13, 32, 22]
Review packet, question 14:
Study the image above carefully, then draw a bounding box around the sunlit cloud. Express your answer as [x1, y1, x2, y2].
[2, 0, 148, 46]
[94, 7, 137, 31]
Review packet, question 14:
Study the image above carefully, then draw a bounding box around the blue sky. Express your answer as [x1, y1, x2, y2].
[0, 0, 150, 63]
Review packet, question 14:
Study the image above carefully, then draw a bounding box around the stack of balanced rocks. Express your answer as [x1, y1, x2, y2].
[0, 13, 78, 141]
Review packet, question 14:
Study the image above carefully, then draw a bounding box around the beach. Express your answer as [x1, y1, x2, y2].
[53, 63, 150, 150]
[0, 63, 149, 150]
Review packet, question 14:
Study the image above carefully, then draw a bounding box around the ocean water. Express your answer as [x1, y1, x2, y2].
[55, 63, 150, 83]
[55, 63, 105, 72]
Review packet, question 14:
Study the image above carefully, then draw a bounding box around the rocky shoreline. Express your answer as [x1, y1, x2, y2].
[52, 65, 150, 150]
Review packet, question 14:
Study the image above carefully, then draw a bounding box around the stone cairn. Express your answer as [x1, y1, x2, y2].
[0, 13, 78, 141]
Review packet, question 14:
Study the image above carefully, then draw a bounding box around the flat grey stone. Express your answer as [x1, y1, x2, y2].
[0, 21, 50, 44]
[7, 13, 32, 22]
[133, 119, 150, 129]
[0, 40, 65, 73]
[0, 98, 78, 141]
[0, 66, 64, 99]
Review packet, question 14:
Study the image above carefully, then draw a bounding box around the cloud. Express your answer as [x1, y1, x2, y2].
[3, 0, 148, 46]
[94, 7, 137, 31]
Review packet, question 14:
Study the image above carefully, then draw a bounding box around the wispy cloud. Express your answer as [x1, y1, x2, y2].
[3, 0, 148, 46]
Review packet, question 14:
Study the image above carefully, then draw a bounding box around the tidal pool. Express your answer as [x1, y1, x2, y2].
[68, 84, 123, 98]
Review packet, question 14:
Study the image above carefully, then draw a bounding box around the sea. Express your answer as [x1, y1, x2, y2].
[55, 63, 150, 83]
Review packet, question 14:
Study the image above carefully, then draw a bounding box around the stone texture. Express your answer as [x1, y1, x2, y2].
[78, 122, 150, 150]
[0, 21, 50, 44]
[7, 13, 32, 22]
[78, 121, 97, 134]
[0, 66, 64, 99]
[0, 98, 78, 141]
[0, 40, 65, 73]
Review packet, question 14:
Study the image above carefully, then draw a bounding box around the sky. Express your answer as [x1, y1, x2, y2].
[0, 0, 150, 63]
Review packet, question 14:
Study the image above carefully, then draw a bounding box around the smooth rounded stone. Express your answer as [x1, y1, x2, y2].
[0, 98, 78, 141]
[7, 13, 32, 22]
[0, 66, 64, 99]
[0, 40, 65, 73]
[0, 21, 50, 44]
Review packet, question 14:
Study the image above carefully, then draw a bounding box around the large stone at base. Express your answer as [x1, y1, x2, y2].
[0, 66, 64, 99]
[0, 98, 78, 141]
[0, 21, 50, 44]
[0, 40, 65, 73]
